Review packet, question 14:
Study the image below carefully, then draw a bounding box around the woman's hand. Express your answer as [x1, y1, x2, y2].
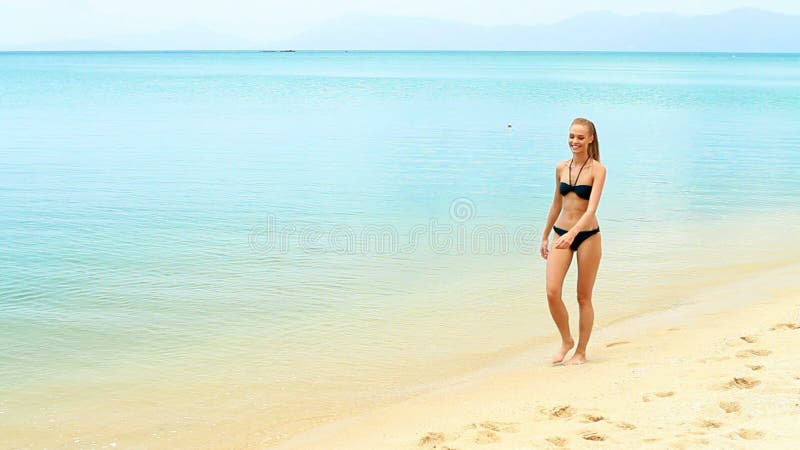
[553, 232, 575, 250]
[540, 238, 549, 259]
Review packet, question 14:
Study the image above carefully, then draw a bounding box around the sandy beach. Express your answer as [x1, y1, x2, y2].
[273, 263, 800, 449]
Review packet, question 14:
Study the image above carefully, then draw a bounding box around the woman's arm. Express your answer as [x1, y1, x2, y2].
[541, 162, 564, 259]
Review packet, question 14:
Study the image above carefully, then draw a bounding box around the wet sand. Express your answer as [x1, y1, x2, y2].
[273, 263, 800, 449]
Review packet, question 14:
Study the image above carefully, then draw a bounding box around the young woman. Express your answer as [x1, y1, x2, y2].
[540, 118, 606, 365]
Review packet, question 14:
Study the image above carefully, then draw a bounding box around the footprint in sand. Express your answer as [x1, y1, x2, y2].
[724, 377, 761, 389]
[546, 405, 576, 419]
[739, 335, 758, 343]
[770, 323, 800, 330]
[605, 340, 630, 347]
[474, 429, 500, 445]
[477, 421, 519, 433]
[545, 436, 568, 447]
[696, 419, 722, 429]
[732, 428, 765, 440]
[580, 431, 606, 441]
[735, 349, 772, 358]
[580, 414, 604, 423]
[460, 421, 519, 445]
[418, 432, 447, 448]
[719, 401, 742, 413]
[643, 391, 674, 402]
[746, 364, 764, 371]
[612, 421, 637, 430]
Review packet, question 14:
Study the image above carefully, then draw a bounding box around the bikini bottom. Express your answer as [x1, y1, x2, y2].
[552, 226, 600, 251]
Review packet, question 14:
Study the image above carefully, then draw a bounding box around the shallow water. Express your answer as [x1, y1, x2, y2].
[1, 51, 799, 447]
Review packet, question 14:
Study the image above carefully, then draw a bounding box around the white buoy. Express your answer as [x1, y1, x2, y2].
[507, 123, 512, 128]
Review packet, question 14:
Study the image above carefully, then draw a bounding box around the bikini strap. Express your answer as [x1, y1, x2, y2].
[570, 158, 588, 185]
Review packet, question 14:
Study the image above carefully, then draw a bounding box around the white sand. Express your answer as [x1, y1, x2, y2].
[272, 263, 800, 449]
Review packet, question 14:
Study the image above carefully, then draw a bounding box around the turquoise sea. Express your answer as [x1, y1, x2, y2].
[2, 51, 800, 447]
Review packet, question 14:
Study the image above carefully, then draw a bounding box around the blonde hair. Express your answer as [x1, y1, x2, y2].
[571, 118, 600, 162]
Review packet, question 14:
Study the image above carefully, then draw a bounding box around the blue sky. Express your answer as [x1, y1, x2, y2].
[1, 0, 799, 46]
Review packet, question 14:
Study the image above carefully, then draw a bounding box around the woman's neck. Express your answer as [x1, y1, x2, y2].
[571, 153, 590, 165]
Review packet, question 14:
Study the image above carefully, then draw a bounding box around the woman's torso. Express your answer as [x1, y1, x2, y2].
[554, 158, 600, 231]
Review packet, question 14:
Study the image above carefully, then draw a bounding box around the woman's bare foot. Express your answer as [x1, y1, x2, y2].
[552, 339, 575, 364]
[564, 351, 587, 365]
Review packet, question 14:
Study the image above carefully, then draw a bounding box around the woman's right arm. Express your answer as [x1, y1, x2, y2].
[540, 162, 563, 259]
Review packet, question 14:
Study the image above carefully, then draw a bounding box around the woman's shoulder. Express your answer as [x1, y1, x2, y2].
[590, 159, 607, 173]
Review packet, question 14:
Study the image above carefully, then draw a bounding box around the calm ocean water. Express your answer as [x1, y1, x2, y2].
[2, 51, 800, 447]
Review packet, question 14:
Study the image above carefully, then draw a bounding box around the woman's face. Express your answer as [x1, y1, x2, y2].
[568, 124, 594, 155]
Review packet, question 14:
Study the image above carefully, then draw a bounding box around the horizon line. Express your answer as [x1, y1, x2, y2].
[3, 49, 800, 54]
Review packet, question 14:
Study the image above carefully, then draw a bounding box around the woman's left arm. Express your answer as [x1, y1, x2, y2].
[554, 164, 607, 249]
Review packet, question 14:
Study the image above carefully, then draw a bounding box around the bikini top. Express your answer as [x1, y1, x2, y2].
[559, 158, 592, 200]
[560, 182, 592, 200]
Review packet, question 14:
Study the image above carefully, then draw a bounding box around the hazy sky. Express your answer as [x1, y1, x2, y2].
[2, 0, 799, 45]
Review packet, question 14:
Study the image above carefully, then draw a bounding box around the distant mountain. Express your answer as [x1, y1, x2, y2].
[271, 8, 800, 52]
[13, 25, 258, 51]
[8, 8, 798, 52]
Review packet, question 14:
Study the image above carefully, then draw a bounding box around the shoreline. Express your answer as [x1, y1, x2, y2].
[272, 262, 800, 449]
[3, 243, 797, 449]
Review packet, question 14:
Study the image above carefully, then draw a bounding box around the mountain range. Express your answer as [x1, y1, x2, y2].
[10, 8, 800, 52]
[272, 8, 800, 52]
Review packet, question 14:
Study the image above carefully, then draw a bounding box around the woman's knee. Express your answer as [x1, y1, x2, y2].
[576, 292, 593, 305]
[546, 286, 562, 303]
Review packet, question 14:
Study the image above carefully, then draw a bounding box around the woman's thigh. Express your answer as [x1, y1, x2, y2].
[546, 246, 574, 295]
[576, 232, 602, 298]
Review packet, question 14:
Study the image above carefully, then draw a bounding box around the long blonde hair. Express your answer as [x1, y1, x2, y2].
[572, 118, 600, 162]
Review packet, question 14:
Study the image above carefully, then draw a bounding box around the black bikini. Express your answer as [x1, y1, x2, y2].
[559, 158, 593, 200]
[554, 159, 600, 251]
[553, 226, 599, 251]
[559, 182, 592, 200]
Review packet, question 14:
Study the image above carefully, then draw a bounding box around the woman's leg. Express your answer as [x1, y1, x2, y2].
[565, 232, 602, 365]
[546, 245, 574, 363]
